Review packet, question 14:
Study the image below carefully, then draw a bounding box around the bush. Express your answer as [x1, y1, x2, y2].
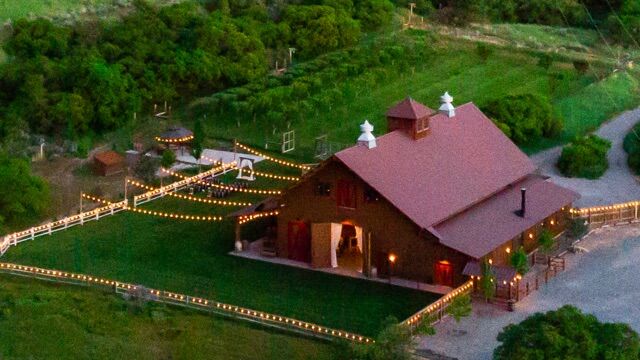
[557, 135, 611, 179]
[573, 60, 590, 74]
[568, 218, 588, 239]
[537, 229, 554, 253]
[537, 53, 553, 70]
[476, 43, 493, 62]
[445, 294, 472, 322]
[134, 156, 160, 184]
[509, 247, 529, 275]
[479, 260, 495, 301]
[483, 94, 563, 144]
[494, 305, 640, 359]
[348, 316, 413, 360]
[623, 121, 640, 174]
[161, 149, 176, 169]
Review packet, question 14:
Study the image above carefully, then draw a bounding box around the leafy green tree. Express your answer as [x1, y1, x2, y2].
[134, 155, 160, 184]
[0, 153, 50, 232]
[480, 260, 496, 301]
[354, 0, 394, 30]
[606, 0, 640, 45]
[557, 135, 611, 179]
[445, 294, 472, 322]
[494, 305, 640, 359]
[509, 247, 529, 275]
[483, 94, 563, 144]
[568, 218, 588, 239]
[348, 316, 413, 360]
[161, 149, 176, 169]
[537, 229, 554, 254]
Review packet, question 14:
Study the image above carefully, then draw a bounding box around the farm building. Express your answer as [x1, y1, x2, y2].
[93, 150, 124, 177]
[239, 94, 579, 288]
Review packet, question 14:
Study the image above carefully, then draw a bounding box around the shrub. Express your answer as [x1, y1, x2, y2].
[557, 135, 611, 179]
[483, 94, 563, 144]
[161, 149, 176, 169]
[348, 316, 413, 360]
[479, 260, 495, 301]
[573, 60, 590, 74]
[568, 218, 588, 239]
[537, 53, 553, 70]
[623, 121, 640, 174]
[445, 294, 472, 322]
[494, 305, 640, 360]
[537, 229, 554, 253]
[476, 43, 493, 62]
[134, 156, 160, 184]
[509, 247, 529, 275]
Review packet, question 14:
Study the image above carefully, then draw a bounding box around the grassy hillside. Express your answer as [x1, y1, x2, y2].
[0, 274, 338, 360]
[200, 32, 640, 157]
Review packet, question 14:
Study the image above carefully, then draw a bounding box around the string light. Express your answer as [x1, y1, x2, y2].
[127, 180, 252, 207]
[570, 201, 640, 215]
[82, 193, 223, 221]
[0, 262, 373, 344]
[162, 168, 282, 195]
[238, 210, 279, 225]
[404, 280, 473, 326]
[155, 135, 194, 143]
[235, 142, 313, 170]
[253, 171, 300, 182]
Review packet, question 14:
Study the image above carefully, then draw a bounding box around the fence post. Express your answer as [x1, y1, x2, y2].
[30, 228, 35, 240]
[636, 204, 638, 220]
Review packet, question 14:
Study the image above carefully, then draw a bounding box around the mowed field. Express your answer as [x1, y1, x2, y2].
[0, 274, 338, 360]
[3, 162, 440, 338]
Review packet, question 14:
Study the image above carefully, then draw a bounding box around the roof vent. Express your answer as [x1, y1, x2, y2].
[439, 92, 455, 117]
[357, 120, 376, 149]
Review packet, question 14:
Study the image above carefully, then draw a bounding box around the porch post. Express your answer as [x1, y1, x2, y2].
[235, 220, 241, 243]
[363, 231, 372, 277]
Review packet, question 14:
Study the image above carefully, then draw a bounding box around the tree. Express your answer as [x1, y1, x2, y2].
[483, 94, 563, 144]
[557, 135, 611, 179]
[445, 294, 472, 322]
[0, 152, 50, 232]
[568, 218, 588, 239]
[353, 0, 394, 31]
[348, 316, 413, 360]
[537, 229, 554, 254]
[494, 305, 640, 359]
[192, 118, 205, 160]
[509, 247, 529, 275]
[161, 149, 176, 169]
[134, 155, 160, 184]
[479, 260, 496, 301]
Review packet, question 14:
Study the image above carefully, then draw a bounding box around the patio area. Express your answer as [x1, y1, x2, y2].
[417, 224, 640, 360]
[232, 238, 453, 295]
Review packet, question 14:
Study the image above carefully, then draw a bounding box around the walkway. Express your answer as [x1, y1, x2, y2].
[531, 107, 640, 207]
[416, 225, 640, 359]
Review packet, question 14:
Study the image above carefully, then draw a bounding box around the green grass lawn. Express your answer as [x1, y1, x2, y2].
[0, 274, 339, 360]
[2, 163, 439, 337]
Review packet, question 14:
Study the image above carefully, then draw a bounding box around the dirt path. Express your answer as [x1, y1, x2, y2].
[531, 107, 640, 207]
[416, 225, 640, 360]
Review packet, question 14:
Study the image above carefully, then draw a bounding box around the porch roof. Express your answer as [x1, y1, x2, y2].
[227, 197, 279, 219]
[462, 261, 517, 283]
[433, 175, 579, 259]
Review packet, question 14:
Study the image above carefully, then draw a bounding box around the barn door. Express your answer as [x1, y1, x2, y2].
[287, 221, 311, 263]
[434, 260, 454, 287]
[311, 223, 332, 268]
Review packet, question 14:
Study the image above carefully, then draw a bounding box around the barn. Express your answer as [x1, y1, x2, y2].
[247, 94, 579, 288]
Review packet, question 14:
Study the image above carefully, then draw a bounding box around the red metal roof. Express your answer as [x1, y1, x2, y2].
[385, 97, 434, 119]
[433, 175, 579, 259]
[94, 151, 124, 166]
[335, 102, 538, 231]
[462, 261, 517, 283]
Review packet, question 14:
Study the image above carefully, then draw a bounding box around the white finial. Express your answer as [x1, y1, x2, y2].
[439, 91, 455, 117]
[357, 120, 376, 149]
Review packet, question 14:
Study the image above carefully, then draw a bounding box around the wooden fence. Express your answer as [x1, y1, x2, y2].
[0, 262, 373, 344]
[133, 162, 236, 207]
[402, 280, 473, 331]
[571, 201, 640, 226]
[0, 201, 127, 256]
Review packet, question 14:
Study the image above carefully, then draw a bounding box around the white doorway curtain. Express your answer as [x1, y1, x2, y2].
[330, 223, 342, 268]
[355, 226, 363, 253]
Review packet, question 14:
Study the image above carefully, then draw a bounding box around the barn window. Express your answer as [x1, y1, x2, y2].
[314, 182, 331, 196]
[417, 117, 429, 132]
[337, 179, 356, 209]
[364, 187, 380, 203]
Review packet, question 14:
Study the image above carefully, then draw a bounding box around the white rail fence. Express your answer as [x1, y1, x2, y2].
[133, 163, 236, 207]
[0, 201, 127, 256]
[0, 162, 237, 257]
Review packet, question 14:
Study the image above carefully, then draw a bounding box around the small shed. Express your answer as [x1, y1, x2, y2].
[94, 151, 124, 176]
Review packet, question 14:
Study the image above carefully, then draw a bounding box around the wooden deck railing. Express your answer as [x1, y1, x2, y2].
[402, 280, 473, 331]
[0, 262, 373, 344]
[571, 201, 640, 226]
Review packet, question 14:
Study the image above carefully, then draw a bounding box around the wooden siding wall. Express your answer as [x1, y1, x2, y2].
[277, 160, 471, 286]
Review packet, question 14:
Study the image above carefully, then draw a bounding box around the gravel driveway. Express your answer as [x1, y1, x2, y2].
[416, 225, 640, 360]
[531, 107, 640, 207]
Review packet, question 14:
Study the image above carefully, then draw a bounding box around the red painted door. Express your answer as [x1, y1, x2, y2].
[287, 221, 311, 263]
[434, 260, 453, 287]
